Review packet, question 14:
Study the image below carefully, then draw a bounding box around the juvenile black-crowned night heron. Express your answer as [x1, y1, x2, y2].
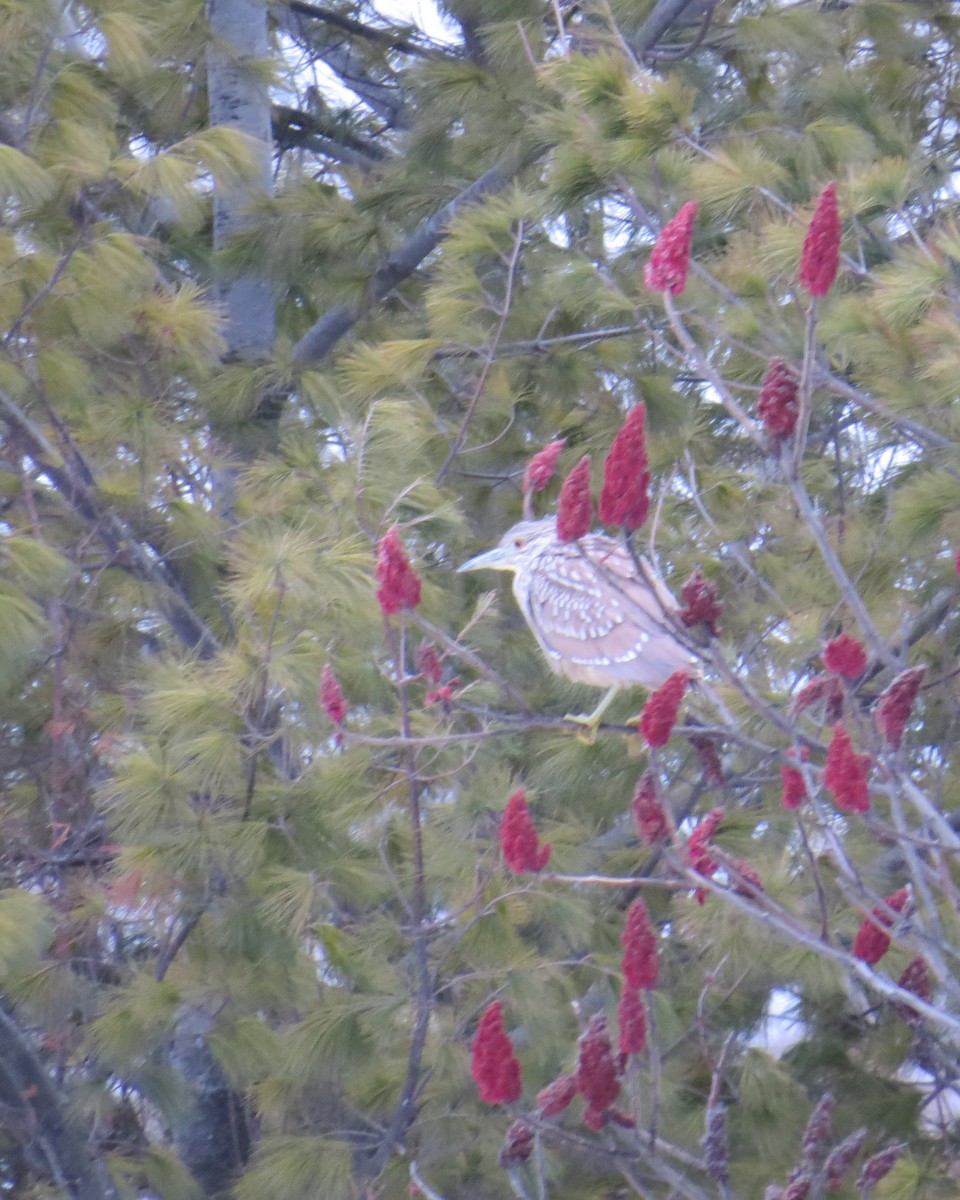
[459, 518, 697, 737]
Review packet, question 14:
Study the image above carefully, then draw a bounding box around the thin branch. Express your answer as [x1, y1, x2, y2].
[155, 909, 205, 983]
[544, 872, 690, 889]
[790, 299, 819, 470]
[819, 367, 954, 453]
[0, 389, 219, 658]
[285, 0, 451, 58]
[3, 231, 87, 348]
[370, 620, 434, 1173]
[241, 573, 287, 820]
[892, 587, 956, 659]
[411, 613, 530, 710]
[684, 256, 956, 458]
[633, 0, 709, 57]
[272, 105, 389, 168]
[409, 1162, 448, 1200]
[676, 861, 960, 1040]
[435, 218, 525, 483]
[888, 768, 960, 854]
[17, 25, 55, 147]
[779, 445, 895, 669]
[663, 294, 767, 451]
[0, 1005, 118, 1199]
[432, 322, 644, 359]
[311, 41, 410, 127]
[644, 3, 717, 60]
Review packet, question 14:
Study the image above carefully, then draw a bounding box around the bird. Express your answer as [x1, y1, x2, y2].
[459, 518, 697, 738]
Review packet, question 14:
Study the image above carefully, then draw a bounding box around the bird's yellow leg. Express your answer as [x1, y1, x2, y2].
[564, 687, 619, 744]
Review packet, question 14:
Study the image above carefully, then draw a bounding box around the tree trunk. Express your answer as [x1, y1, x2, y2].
[206, 0, 275, 361]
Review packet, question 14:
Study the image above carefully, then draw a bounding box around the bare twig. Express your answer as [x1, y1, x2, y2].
[790, 299, 819, 470]
[411, 612, 530, 710]
[674, 857, 960, 1040]
[409, 1161, 448, 1200]
[663, 294, 767, 451]
[780, 446, 894, 668]
[0, 1006, 118, 1199]
[436, 219, 526, 484]
[370, 620, 435, 1172]
[0, 388, 219, 657]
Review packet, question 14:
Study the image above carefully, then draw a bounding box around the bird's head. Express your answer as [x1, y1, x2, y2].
[458, 518, 556, 575]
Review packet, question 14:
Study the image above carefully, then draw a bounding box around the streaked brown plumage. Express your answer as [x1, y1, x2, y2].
[459, 519, 695, 693]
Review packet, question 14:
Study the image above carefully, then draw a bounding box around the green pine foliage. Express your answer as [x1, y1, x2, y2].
[1, 0, 960, 1197]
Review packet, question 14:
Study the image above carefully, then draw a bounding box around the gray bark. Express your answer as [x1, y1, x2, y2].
[169, 1007, 252, 1196]
[207, 0, 275, 360]
[138, 8, 279, 1195]
[633, 0, 714, 52]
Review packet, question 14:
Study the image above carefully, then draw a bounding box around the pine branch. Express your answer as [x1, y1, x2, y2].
[435, 218, 525, 483]
[0, 1005, 118, 1200]
[273, 104, 389, 167]
[633, 0, 714, 56]
[2, 230, 88, 349]
[291, 0, 716, 371]
[285, 0, 450, 58]
[291, 152, 534, 368]
[0, 391, 299, 794]
[366, 621, 434, 1176]
[0, 388, 219, 658]
[313, 41, 411, 128]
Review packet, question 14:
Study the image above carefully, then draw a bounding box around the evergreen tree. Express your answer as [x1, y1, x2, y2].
[1, 1, 959, 1197]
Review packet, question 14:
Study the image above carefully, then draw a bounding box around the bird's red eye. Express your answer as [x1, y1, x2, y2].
[514, 537, 524, 548]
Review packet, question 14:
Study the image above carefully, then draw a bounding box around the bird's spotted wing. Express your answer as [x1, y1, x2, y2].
[525, 539, 692, 688]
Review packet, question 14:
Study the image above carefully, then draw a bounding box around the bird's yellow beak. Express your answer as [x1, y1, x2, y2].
[458, 546, 515, 573]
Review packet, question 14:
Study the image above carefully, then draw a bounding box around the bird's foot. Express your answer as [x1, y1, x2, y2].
[563, 689, 619, 744]
[563, 712, 602, 745]
[624, 715, 646, 755]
